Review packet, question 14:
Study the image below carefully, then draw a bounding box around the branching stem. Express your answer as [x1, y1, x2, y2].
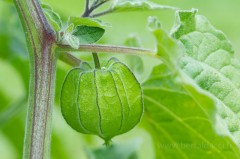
[82, 0, 110, 17]
[90, 9, 114, 18]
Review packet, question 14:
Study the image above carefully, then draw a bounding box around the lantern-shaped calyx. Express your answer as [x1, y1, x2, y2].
[61, 58, 143, 144]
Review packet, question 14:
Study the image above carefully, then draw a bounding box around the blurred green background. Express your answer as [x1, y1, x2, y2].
[1, 0, 240, 159]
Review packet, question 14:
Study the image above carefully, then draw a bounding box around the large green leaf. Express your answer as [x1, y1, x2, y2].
[143, 11, 240, 158]
[171, 9, 240, 145]
[143, 64, 240, 158]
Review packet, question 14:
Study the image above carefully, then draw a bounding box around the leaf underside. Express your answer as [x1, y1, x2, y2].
[143, 9, 240, 159]
[172, 9, 240, 146]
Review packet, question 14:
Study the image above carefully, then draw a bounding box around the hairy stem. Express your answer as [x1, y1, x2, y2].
[56, 44, 156, 57]
[13, 0, 56, 158]
[59, 52, 82, 67]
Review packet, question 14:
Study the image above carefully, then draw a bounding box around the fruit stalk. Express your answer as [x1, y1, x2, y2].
[92, 52, 101, 69]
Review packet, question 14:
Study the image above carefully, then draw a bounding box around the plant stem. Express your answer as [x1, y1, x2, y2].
[81, 0, 110, 69]
[59, 52, 82, 67]
[82, 0, 110, 17]
[85, 0, 90, 12]
[90, 9, 113, 18]
[90, 0, 110, 12]
[82, 0, 90, 17]
[92, 52, 101, 69]
[13, 0, 56, 158]
[56, 44, 156, 57]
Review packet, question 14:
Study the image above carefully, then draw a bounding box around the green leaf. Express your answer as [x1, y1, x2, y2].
[73, 25, 105, 44]
[61, 24, 80, 49]
[61, 17, 107, 47]
[111, 0, 176, 13]
[42, 3, 62, 32]
[87, 138, 141, 159]
[145, 13, 240, 158]
[152, 28, 182, 70]
[171, 9, 240, 145]
[143, 64, 240, 158]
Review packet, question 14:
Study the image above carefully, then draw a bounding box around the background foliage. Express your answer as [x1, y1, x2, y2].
[1, 0, 240, 159]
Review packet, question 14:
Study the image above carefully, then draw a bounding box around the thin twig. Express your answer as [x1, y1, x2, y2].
[85, 0, 90, 13]
[82, 0, 111, 17]
[59, 52, 82, 67]
[56, 44, 157, 58]
[90, 9, 114, 18]
[82, 0, 90, 17]
[90, 0, 110, 11]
